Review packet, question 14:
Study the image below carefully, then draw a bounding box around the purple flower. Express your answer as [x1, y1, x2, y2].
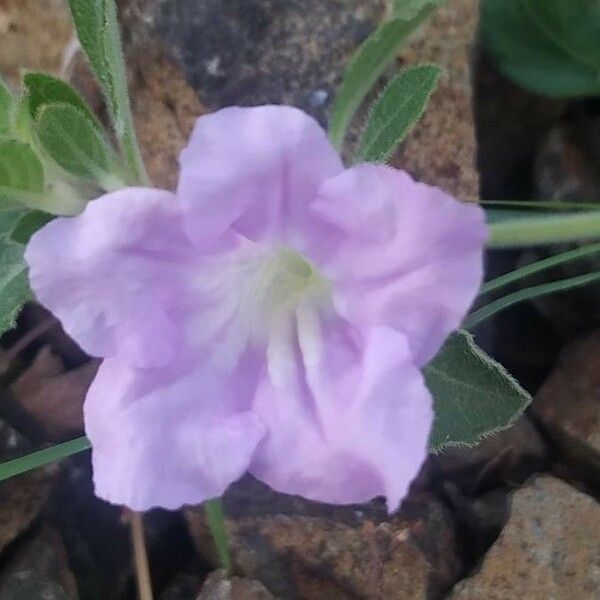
[25, 106, 487, 511]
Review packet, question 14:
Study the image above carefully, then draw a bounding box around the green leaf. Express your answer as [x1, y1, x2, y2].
[67, 0, 148, 184]
[35, 103, 114, 181]
[0, 241, 30, 335]
[0, 436, 91, 482]
[425, 330, 531, 451]
[393, 0, 444, 18]
[0, 139, 44, 208]
[465, 270, 600, 329]
[481, 241, 600, 295]
[357, 64, 441, 162]
[0, 210, 28, 239]
[11, 211, 54, 244]
[0, 77, 13, 135]
[482, 0, 600, 97]
[23, 72, 99, 125]
[329, 4, 437, 150]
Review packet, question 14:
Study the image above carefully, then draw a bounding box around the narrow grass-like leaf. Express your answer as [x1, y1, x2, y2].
[205, 499, 232, 575]
[482, 200, 600, 212]
[0, 139, 44, 208]
[425, 330, 530, 451]
[0, 77, 12, 135]
[488, 210, 600, 247]
[0, 436, 91, 482]
[466, 271, 600, 329]
[329, 5, 436, 150]
[481, 241, 600, 295]
[0, 241, 31, 335]
[36, 103, 115, 181]
[67, 0, 148, 184]
[358, 64, 441, 162]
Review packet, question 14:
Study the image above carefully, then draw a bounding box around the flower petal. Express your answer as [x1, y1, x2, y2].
[85, 352, 266, 511]
[25, 188, 195, 368]
[177, 105, 343, 247]
[312, 164, 488, 366]
[249, 316, 432, 511]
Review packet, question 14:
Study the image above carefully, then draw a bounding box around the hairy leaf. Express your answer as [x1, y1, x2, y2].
[358, 64, 441, 162]
[329, 4, 437, 149]
[67, 0, 147, 183]
[35, 103, 114, 180]
[425, 330, 531, 451]
[0, 241, 30, 335]
[0, 139, 45, 208]
[0, 77, 12, 135]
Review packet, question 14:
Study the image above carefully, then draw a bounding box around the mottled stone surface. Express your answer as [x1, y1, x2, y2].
[122, 0, 386, 125]
[0, 525, 78, 599]
[0, 0, 72, 86]
[197, 569, 277, 600]
[450, 477, 600, 600]
[187, 484, 460, 600]
[392, 0, 480, 200]
[533, 330, 600, 482]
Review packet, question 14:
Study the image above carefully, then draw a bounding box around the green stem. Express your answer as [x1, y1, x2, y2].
[205, 498, 232, 575]
[0, 436, 91, 482]
[488, 211, 600, 247]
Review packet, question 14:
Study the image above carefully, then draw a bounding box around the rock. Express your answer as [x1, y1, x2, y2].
[533, 330, 600, 484]
[8, 346, 99, 442]
[197, 569, 277, 600]
[0, 421, 57, 554]
[120, 0, 386, 126]
[0, 0, 72, 86]
[433, 415, 548, 493]
[392, 0, 480, 200]
[449, 476, 600, 599]
[186, 483, 461, 600]
[0, 525, 78, 599]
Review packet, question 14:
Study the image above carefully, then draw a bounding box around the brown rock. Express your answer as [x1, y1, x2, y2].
[197, 569, 277, 600]
[533, 330, 600, 482]
[0, 525, 79, 599]
[392, 0, 480, 200]
[127, 42, 208, 189]
[9, 346, 99, 441]
[449, 476, 600, 600]
[0, 421, 57, 554]
[187, 487, 461, 600]
[0, 0, 72, 86]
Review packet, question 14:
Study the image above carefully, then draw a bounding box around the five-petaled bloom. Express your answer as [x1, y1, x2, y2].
[26, 106, 487, 511]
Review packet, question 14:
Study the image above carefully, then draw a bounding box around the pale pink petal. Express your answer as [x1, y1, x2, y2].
[85, 351, 266, 511]
[249, 317, 432, 511]
[177, 105, 343, 248]
[312, 164, 488, 366]
[25, 188, 195, 368]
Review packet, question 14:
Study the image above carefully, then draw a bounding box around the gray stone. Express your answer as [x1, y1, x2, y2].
[197, 569, 277, 600]
[450, 476, 600, 600]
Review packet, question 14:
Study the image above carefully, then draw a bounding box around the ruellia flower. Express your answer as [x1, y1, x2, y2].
[25, 106, 487, 511]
